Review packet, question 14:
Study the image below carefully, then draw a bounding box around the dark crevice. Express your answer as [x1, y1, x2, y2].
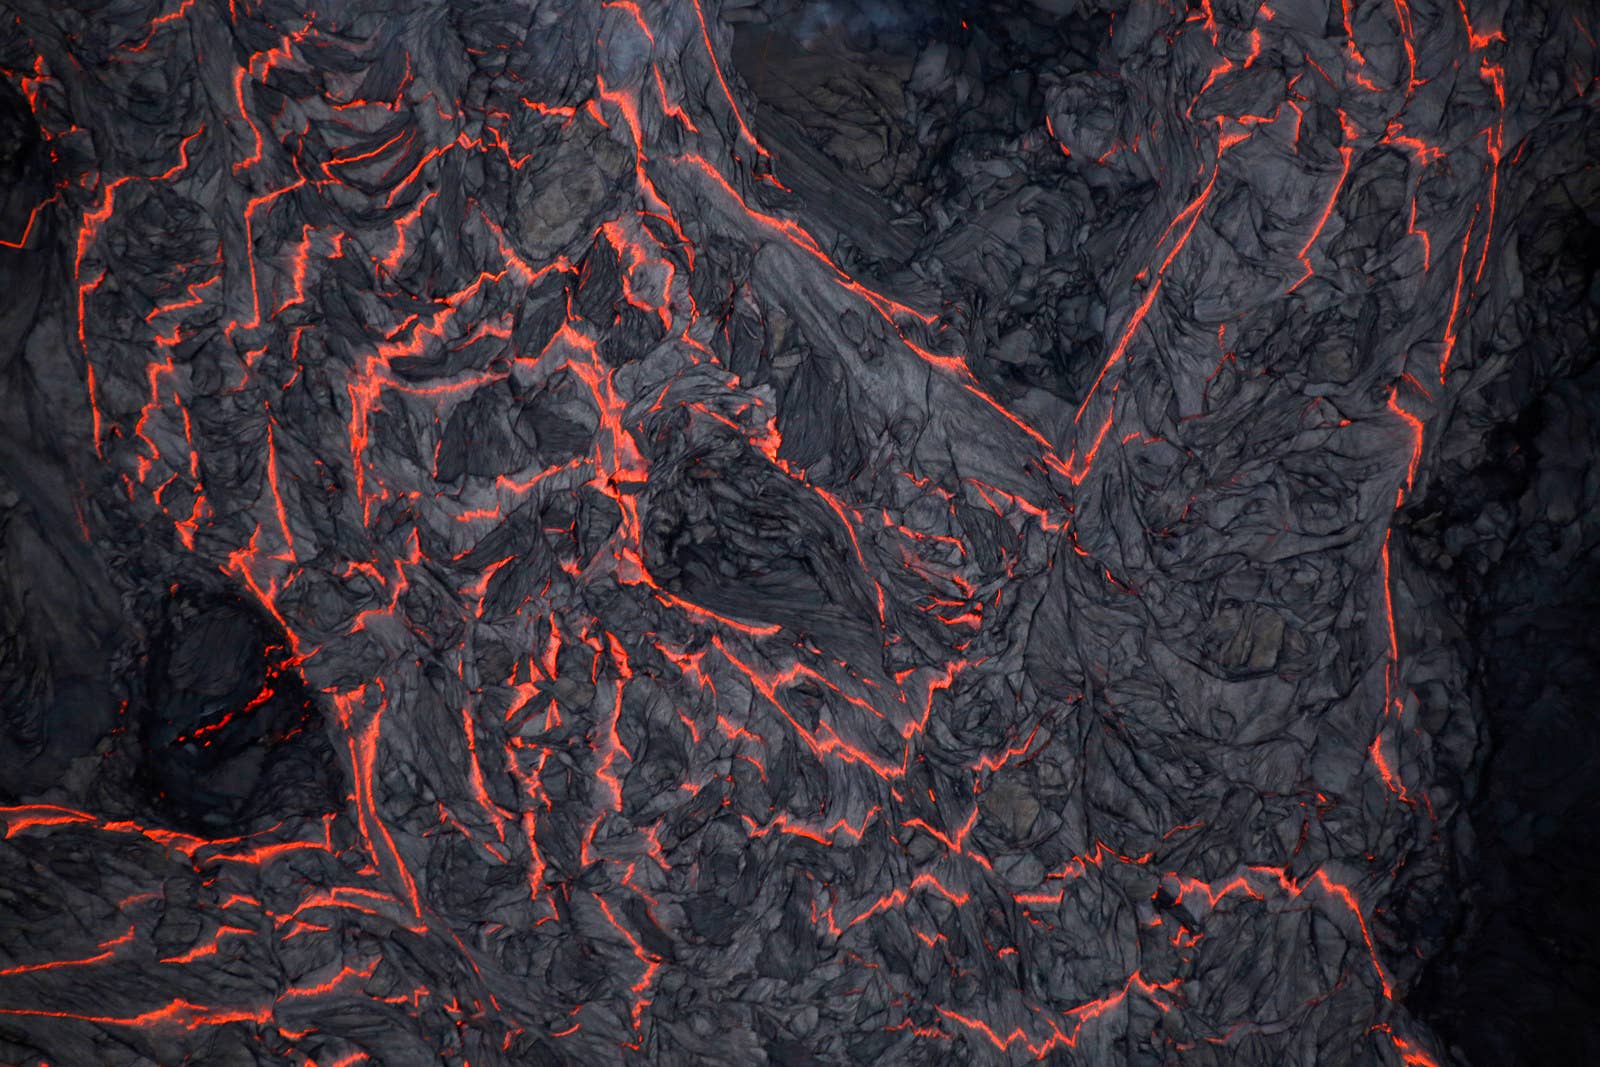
[134, 588, 342, 835]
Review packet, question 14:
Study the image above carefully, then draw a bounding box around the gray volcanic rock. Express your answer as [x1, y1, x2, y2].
[0, 0, 1596, 1065]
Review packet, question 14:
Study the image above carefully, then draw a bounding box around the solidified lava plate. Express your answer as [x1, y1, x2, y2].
[1, 0, 1597, 1063]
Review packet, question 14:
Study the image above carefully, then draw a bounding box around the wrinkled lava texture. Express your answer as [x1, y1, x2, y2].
[1, 0, 1597, 1063]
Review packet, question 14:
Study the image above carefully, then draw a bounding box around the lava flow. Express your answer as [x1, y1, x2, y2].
[0, 0, 1595, 1065]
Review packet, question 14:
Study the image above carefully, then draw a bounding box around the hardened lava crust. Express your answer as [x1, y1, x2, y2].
[0, 1, 1596, 1064]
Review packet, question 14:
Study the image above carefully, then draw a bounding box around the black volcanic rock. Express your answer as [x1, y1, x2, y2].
[0, 1, 1596, 1065]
